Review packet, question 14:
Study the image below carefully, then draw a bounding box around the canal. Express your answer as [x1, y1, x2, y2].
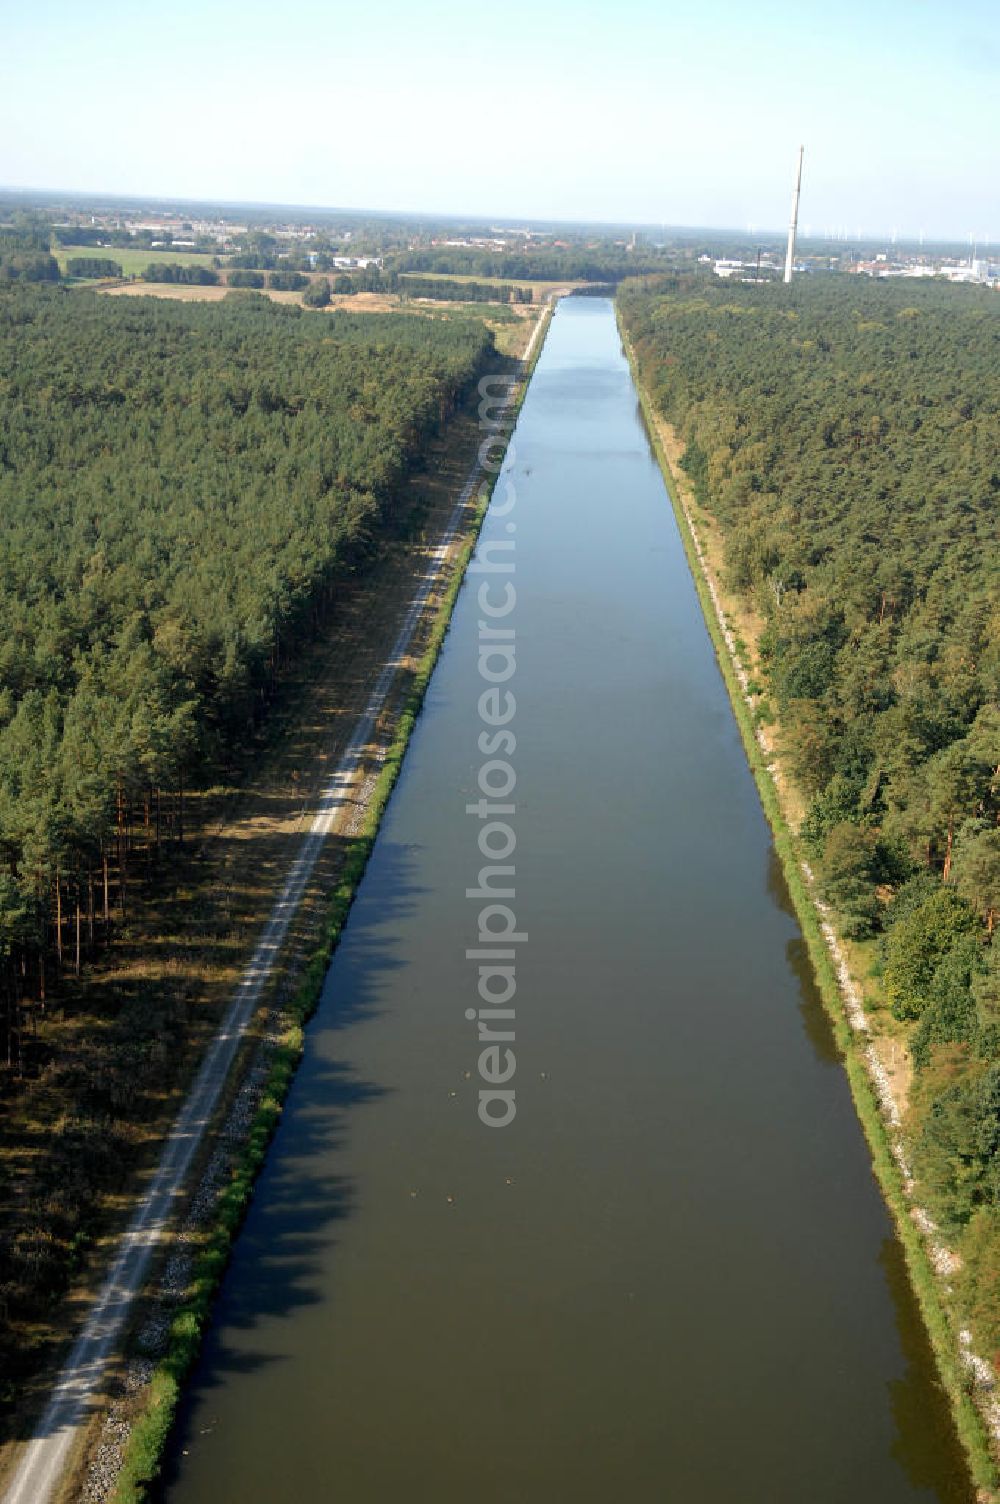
[162, 297, 971, 1503]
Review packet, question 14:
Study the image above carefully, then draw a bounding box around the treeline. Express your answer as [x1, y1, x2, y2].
[268, 269, 308, 291]
[399, 275, 532, 304]
[0, 286, 493, 1076]
[313, 268, 529, 304]
[0, 252, 59, 283]
[144, 267, 313, 292]
[145, 265, 511, 300]
[618, 275, 1000, 1348]
[226, 269, 309, 291]
[0, 214, 59, 283]
[142, 262, 219, 285]
[225, 268, 265, 288]
[395, 246, 667, 282]
[232, 264, 391, 294]
[66, 256, 122, 279]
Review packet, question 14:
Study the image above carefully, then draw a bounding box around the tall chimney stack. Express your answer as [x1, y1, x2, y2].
[784, 145, 804, 284]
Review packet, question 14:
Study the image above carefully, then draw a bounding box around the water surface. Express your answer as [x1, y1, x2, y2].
[163, 299, 971, 1503]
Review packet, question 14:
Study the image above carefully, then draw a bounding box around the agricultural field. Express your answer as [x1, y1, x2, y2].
[55, 244, 223, 277]
[103, 281, 305, 304]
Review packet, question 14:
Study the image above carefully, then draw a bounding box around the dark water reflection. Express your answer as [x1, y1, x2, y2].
[162, 299, 972, 1503]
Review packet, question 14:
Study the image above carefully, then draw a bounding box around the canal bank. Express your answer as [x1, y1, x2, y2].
[0, 309, 553, 1504]
[160, 298, 974, 1504]
[618, 307, 997, 1497]
[103, 310, 554, 1504]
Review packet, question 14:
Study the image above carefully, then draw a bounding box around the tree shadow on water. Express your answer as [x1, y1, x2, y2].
[765, 842, 842, 1067]
[765, 844, 975, 1499]
[157, 837, 431, 1488]
[308, 833, 429, 1036]
[880, 1237, 978, 1503]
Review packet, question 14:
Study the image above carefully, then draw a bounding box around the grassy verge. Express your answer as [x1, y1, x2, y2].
[109, 381, 530, 1499]
[617, 309, 998, 1496]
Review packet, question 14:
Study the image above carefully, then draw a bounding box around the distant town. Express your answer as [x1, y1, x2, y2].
[4, 189, 995, 292]
[710, 249, 1000, 285]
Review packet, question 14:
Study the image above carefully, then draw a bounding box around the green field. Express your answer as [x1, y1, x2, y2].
[56, 244, 223, 276]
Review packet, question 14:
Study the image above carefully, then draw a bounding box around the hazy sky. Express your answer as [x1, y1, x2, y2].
[2, 0, 998, 238]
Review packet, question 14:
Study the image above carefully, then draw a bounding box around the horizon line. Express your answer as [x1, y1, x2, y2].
[0, 182, 992, 249]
